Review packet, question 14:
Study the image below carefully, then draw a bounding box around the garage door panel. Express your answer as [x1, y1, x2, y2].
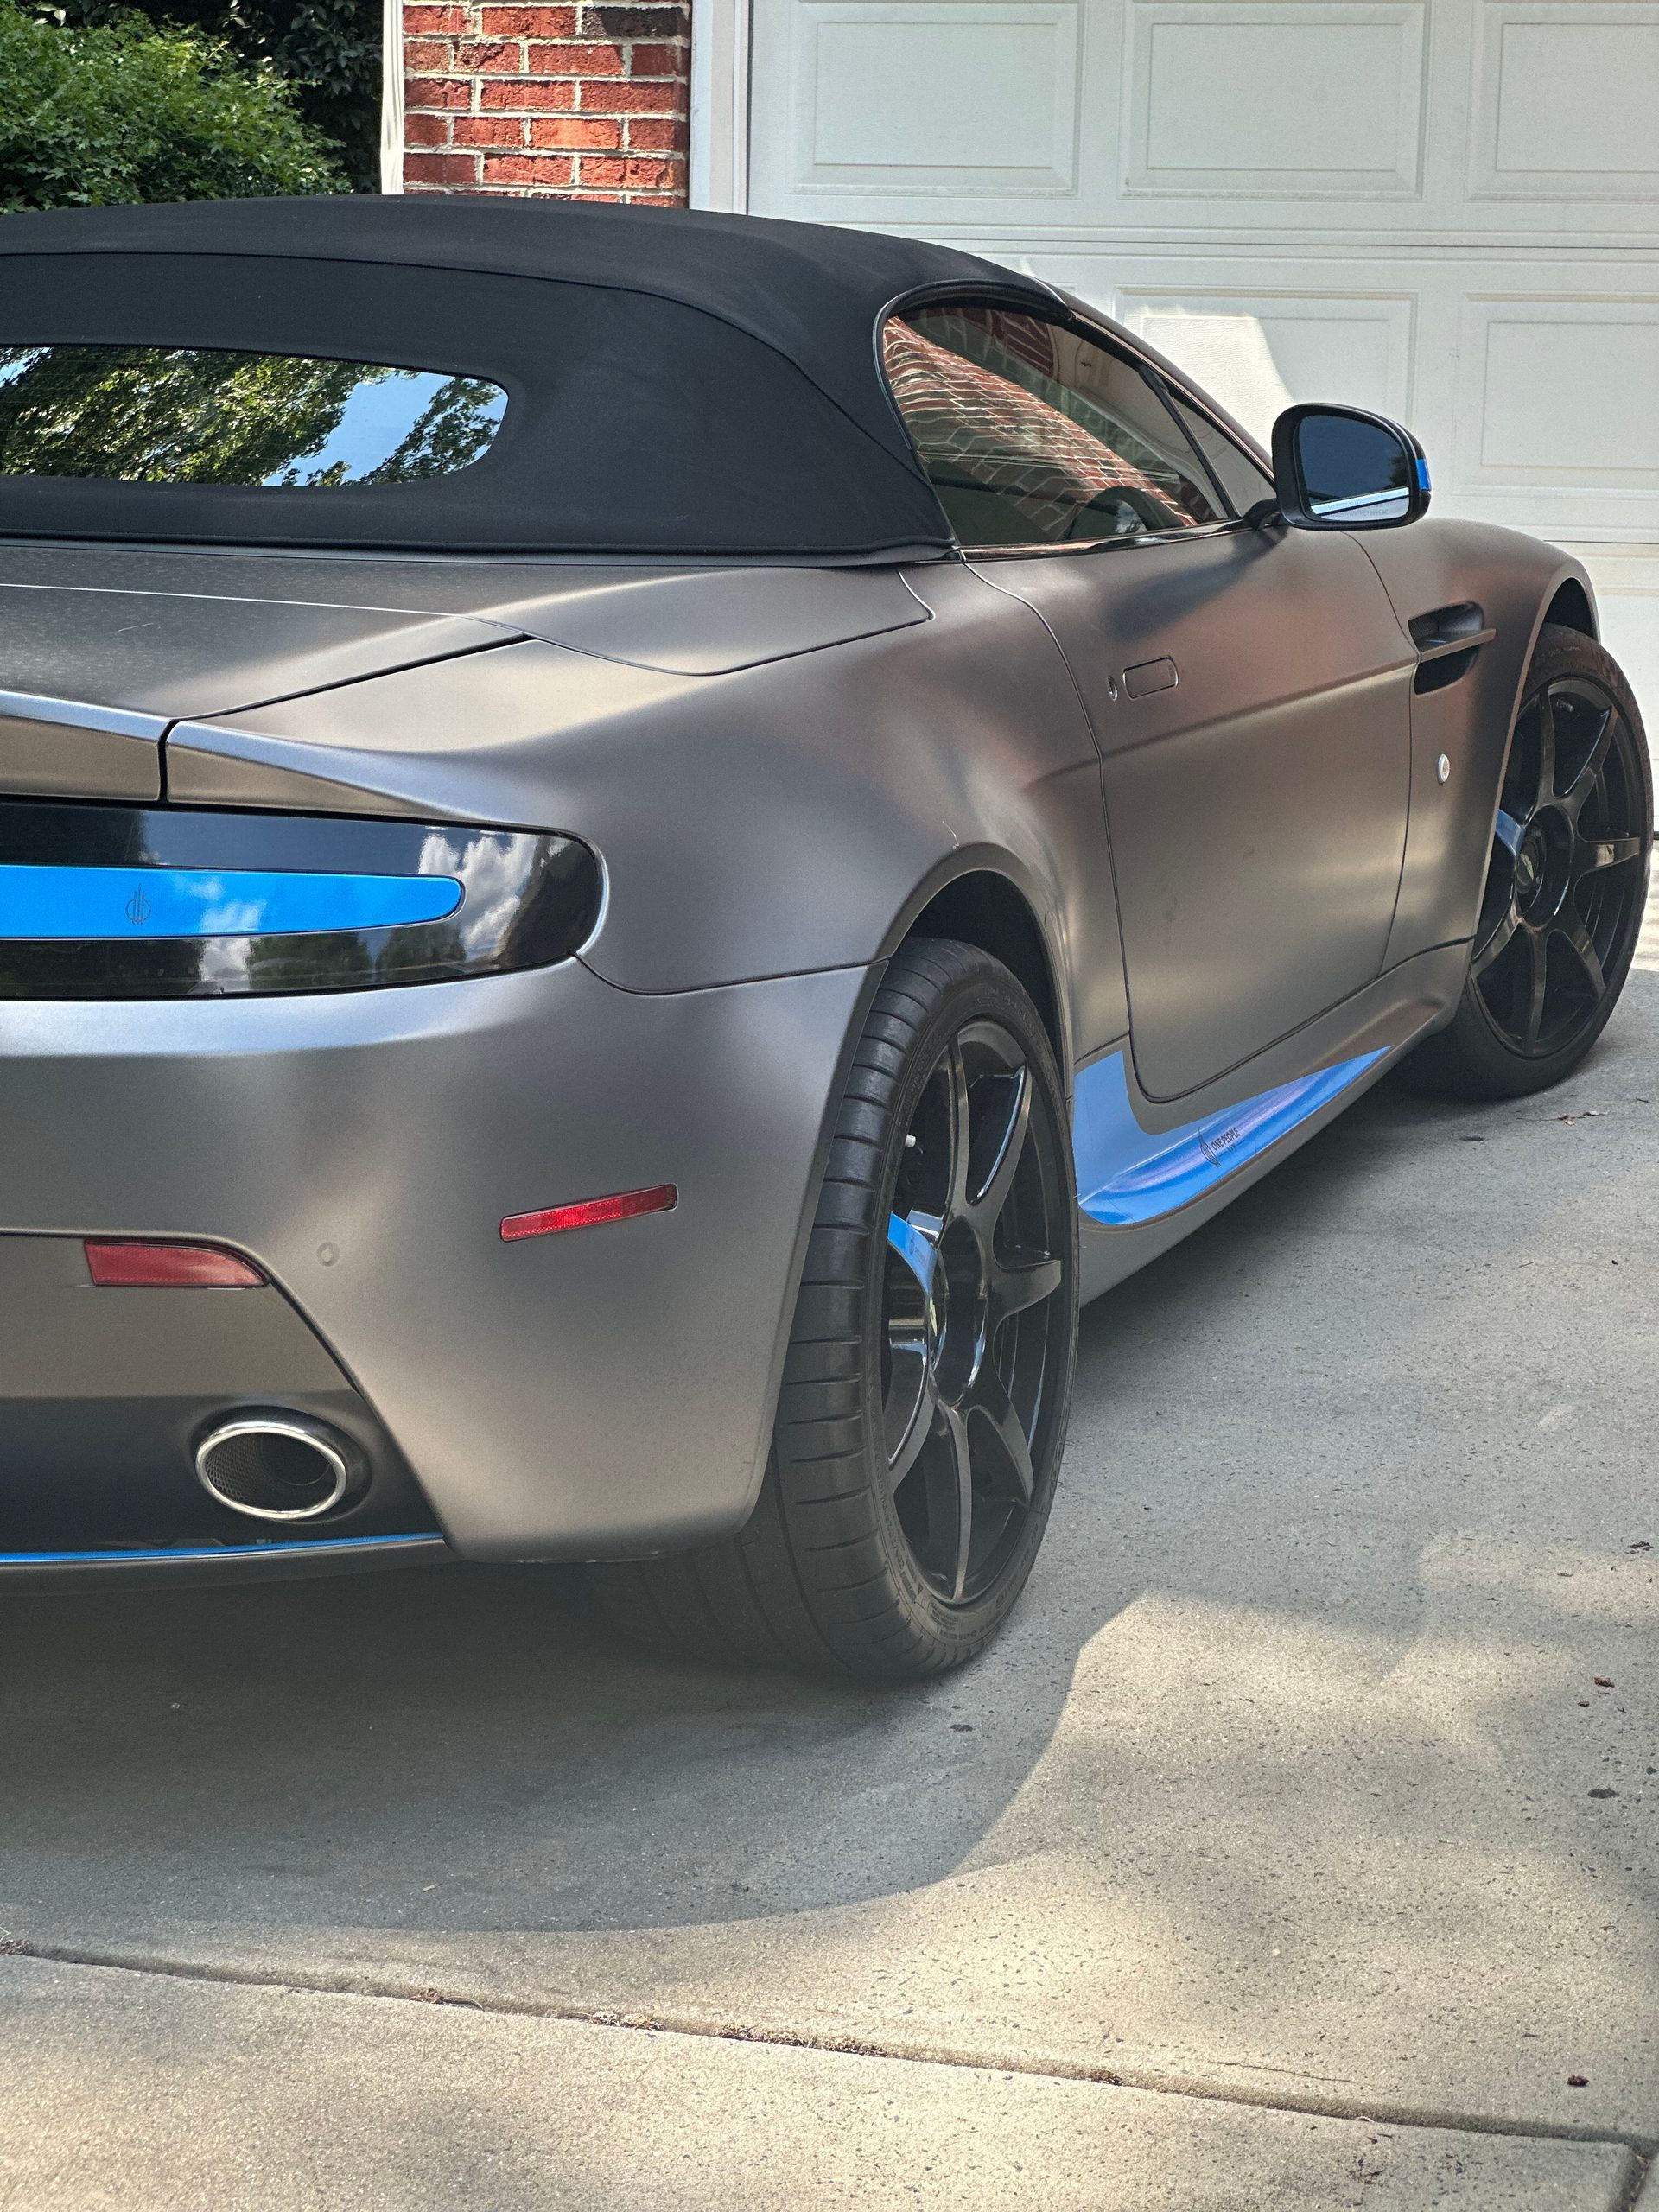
[1461, 299, 1659, 482]
[1471, 3, 1659, 201]
[785, 1, 1084, 195]
[1123, 2, 1427, 200]
[1113, 289, 1414, 440]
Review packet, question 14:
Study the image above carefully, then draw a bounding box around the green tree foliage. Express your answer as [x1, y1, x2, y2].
[0, 0, 349, 209]
[0, 347, 359, 478]
[25, 0, 379, 190]
[362, 377, 508, 486]
[0, 345, 505, 484]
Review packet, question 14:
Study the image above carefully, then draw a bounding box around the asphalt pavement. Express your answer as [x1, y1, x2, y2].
[3, 899, 1657, 2209]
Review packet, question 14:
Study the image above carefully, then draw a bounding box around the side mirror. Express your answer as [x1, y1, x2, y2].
[1270, 404, 1430, 531]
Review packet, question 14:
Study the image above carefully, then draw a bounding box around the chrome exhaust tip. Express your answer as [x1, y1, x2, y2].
[194, 1414, 367, 1524]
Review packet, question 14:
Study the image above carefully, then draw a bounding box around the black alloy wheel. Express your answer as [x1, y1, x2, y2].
[588, 939, 1079, 1678]
[1408, 625, 1652, 1099]
[1473, 675, 1645, 1056]
[882, 1017, 1068, 1606]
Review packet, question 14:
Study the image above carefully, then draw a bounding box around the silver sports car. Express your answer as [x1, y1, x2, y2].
[0, 197, 1648, 1678]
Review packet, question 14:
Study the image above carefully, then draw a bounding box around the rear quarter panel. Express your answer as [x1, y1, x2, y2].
[168, 563, 1127, 1073]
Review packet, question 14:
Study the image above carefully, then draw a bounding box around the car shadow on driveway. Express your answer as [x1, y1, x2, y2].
[0, 1001, 1655, 2082]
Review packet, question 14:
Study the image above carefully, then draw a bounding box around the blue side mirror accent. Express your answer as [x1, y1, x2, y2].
[1415, 457, 1431, 492]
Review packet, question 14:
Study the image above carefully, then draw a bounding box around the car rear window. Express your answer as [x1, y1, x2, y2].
[0, 345, 508, 488]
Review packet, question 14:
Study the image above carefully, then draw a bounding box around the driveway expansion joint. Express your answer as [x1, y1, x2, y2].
[5, 1934, 1654, 2166]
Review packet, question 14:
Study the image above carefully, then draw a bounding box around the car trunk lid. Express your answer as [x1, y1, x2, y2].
[0, 579, 522, 802]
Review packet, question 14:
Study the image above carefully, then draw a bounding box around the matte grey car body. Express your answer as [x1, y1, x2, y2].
[0, 200, 1630, 1618]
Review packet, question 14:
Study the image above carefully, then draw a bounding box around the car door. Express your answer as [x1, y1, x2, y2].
[883, 303, 1417, 1101]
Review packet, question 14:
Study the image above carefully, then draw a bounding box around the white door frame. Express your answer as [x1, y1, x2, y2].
[379, 0, 405, 193]
[689, 0, 751, 211]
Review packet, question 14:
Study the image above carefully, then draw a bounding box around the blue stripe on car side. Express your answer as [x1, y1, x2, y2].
[0, 865, 462, 939]
[0, 1534, 441, 1566]
[1073, 1048, 1386, 1227]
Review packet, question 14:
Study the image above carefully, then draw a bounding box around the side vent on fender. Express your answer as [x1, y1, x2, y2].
[1409, 602, 1497, 696]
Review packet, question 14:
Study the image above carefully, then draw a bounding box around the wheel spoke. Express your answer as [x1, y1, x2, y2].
[1575, 834, 1645, 878]
[1562, 707, 1617, 817]
[1493, 808, 1526, 858]
[1558, 915, 1605, 1001]
[988, 1251, 1063, 1328]
[887, 1369, 937, 1491]
[1521, 925, 1548, 1050]
[969, 1371, 1035, 1504]
[944, 1041, 972, 1221]
[1534, 685, 1558, 808]
[936, 1402, 975, 1601]
[1471, 905, 1519, 978]
[969, 1065, 1032, 1229]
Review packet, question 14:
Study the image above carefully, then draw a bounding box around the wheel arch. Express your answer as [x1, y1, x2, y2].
[1542, 577, 1597, 641]
[880, 861, 1071, 1084]
[1491, 563, 1605, 830]
[1473, 591, 1649, 998]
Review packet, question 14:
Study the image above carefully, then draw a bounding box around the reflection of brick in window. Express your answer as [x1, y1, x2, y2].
[882, 316, 1191, 537]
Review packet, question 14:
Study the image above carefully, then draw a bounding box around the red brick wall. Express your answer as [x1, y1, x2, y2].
[403, 0, 690, 205]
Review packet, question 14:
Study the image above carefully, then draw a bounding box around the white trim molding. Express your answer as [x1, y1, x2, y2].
[380, 0, 406, 194]
[690, 0, 751, 210]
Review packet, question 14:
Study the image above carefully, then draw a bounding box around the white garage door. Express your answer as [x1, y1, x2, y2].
[743, 0, 1659, 717]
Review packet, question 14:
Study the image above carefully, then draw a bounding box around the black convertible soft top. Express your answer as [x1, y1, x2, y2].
[0, 197, 1058, 558]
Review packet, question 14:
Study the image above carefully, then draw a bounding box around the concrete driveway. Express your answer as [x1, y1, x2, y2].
[3, 911, 1657, 2209]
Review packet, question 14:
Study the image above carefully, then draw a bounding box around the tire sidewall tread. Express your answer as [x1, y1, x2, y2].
[589, 938, 1080, 1681]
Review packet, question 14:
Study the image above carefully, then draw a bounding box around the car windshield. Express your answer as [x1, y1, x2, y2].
[0, 345, 508, 487]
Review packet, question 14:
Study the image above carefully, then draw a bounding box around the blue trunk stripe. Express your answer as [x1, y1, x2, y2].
[0, 865, 462, 939]
[1074, 1049, 1385, 1227]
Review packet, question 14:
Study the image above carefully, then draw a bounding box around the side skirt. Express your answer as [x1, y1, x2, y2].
[1076, 942, 1468, 1303]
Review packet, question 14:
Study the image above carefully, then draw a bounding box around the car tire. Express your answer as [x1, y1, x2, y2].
[588, 938, 1079, 1680]
[1405, 624, 1652, 1101]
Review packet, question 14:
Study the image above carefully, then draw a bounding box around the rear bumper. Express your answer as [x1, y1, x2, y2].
[0, 956, 870, 1563]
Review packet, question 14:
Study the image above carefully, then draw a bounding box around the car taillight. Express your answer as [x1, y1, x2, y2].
[0, 800, 601, 999]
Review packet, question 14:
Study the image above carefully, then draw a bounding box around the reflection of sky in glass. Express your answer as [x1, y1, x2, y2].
[420, 830, 526, 956]
[0, 346, 506, 486]
[273, 371, 506, 486]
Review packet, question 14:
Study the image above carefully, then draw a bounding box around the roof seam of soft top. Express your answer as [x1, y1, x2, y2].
[0, 526, 958, 562]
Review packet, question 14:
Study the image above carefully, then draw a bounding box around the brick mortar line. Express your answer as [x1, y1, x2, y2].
[400, 0, 690, 199]
[2, 1935, 1654, 2173]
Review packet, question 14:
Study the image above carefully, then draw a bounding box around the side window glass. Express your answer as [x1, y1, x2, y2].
[1168, 395, 1274, 518]
[882, 306, 1222, 549]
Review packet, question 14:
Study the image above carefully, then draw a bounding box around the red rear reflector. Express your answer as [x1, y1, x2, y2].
[500, 1183, 677, 1242]
[84, 1241, 265, 1288]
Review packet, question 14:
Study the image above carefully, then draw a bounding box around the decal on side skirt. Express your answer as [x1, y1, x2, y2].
[1073, 1048, 1386, 1227]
